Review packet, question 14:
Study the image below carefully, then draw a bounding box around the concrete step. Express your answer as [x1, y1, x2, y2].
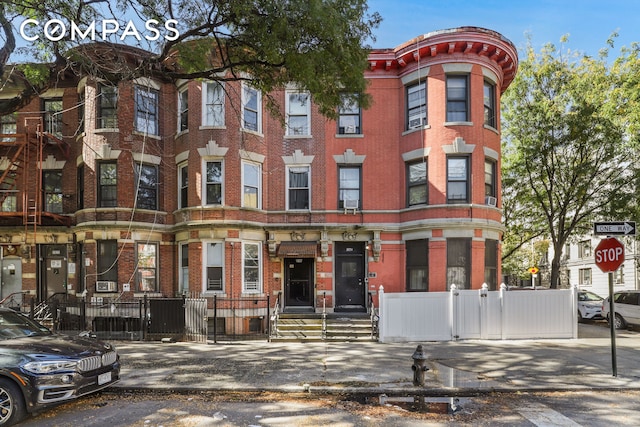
[273, 313, 375, 341]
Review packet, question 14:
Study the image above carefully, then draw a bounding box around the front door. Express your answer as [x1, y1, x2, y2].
[284, 258, 314, 308]
[40, 245, 67, 299]
[334, 242, 366, 312]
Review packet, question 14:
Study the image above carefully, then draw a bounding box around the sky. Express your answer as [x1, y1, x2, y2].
[367, 0, 639, 58]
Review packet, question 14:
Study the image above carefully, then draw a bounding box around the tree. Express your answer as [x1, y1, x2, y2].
[501, 37, 637, 288]
[0, 0, 381, 117]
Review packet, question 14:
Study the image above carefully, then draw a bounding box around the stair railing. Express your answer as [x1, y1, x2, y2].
[269, 291, 281, 342]
[369, 291, 379, 340]
[321, 291, 327, 340]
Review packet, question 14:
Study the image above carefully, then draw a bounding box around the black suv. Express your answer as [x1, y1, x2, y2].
[0, 308, 120, 425]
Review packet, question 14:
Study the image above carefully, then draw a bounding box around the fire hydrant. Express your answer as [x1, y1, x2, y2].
[411, 344, 429, 386]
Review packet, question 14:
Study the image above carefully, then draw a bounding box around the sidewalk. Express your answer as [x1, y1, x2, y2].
[112, 327, 640, 396]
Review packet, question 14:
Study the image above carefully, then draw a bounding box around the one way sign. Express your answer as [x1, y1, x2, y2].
[593, 221, 636, 236]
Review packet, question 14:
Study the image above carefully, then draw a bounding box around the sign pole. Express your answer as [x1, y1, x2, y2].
[608, 271, 617, 377]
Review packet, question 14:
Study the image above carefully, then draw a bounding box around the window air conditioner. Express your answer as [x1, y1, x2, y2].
[343, 199, 359, 214]
[408, 115, 424, 129]
[96, 281, 117, 292]
[485, 196, 497, 207]
[344, 125, 356, 134]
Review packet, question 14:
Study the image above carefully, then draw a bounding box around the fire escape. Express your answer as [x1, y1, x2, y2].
[0, 117, 71, 249]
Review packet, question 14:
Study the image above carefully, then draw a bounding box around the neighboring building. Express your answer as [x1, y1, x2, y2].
[0, 27, 517, 326]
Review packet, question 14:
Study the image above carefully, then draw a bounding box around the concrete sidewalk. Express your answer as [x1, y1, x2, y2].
[112, 326, 640, 396]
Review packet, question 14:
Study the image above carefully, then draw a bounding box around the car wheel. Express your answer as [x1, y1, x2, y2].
[0, 378, 26, 426]
[614, 313, 626, 330]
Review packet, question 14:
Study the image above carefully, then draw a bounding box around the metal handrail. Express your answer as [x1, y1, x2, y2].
[269, 291, 281, 342]
[321, 292, 327, 339]
[369, 291, 379, 340]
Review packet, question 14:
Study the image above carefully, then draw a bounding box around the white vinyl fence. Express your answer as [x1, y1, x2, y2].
[378, 285, 578, 343]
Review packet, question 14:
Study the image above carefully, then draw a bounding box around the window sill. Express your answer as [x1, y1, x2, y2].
[402, 124, 430, 136]
[199, 125, 226, 130]
[444, 121, 473, 127]
[241, 128, 264, 137]
[132, 131, 162, 140]
[335, 133, 364, 138]
[284, 134, 312, 139]
[175, 129, 189, 139]
[484, 124, 499, 134]
[94, 128, 120, 134]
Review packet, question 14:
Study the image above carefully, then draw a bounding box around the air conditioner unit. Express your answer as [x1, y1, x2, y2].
[485, 196, 497, 207]
[408, 115, 424, 129]
[343, 199, 359, 214]
[96, 281, 117, 292]
[344, 125, 357, 134]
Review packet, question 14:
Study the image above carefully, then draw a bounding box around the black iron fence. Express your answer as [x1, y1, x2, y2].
[207, 295, 271, 342]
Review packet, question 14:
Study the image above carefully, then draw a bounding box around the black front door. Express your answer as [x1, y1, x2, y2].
[334, 242, 366, 312]
[284, 258, 314, 308]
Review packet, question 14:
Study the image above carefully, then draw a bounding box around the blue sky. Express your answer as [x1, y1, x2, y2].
[368, 0, 638, 58]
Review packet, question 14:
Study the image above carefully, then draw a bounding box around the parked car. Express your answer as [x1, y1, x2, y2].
[577, 290, 604, 322]
[602, 290, 640, 329]
[0, 308, 120, 426]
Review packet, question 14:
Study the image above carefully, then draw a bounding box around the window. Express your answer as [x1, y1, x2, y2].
[446, 75, 469, 122]
[243, 242, 261, 293]
[242, 84, 261, 132]
[98, 162, 117, 207]
[1, 113, 17, 141]
[179, 243, 189, 294]
[578, 240, 592, 258]
[407, 161, 427, 206]
[43, 99, 63, 137]
[485, 159, 496, 198]
[338, 94, 361, 134]
[484, 80, 496, 127]
[406, 81, 427, 129]
[242, 162, 261, 208]
[134, 86, 159, 135]
[447, 238, 470, 289]
[484, 239, 498, 291]
[134, 163, 158, 210]
[178, 163, 188, 209]
[136, 242, 157, 292]
[406, 239, 428, 291]
[178, 87, 188, 132]
[338, 166, 361, 209]
[43, 170, 63, 213]
[98, 84, 118, 128]
[77, 165, 84, 210]
[206, 242, 224, 292]
[78, 91, 85, 133]
[287, 166, 310, 210]
[286, 91, 310, 136]
[204, 161, 223, 205]
[97, 240, 118, 283]
[0, 170, 17, 212]
[202, 81, 225, 126]
[447, 156, 469, 203]
[579, 268, 592, 286]
[615, 267, 624, 285]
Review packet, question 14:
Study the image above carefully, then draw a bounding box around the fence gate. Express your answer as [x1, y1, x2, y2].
[185, 298, 208, 343]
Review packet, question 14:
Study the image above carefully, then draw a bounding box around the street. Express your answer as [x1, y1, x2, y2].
[17, 321, 640, 427]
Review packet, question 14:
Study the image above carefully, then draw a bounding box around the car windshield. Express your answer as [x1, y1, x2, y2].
[579, 291, 603, 302]
[0, 310, 52, 340]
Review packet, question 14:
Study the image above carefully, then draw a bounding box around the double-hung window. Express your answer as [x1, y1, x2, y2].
[204, 161, 223, 205]
[338, 95, 361, 134]
[485, 159, 496, 199]
[98, 84, 118, 128]
[0, 170, 17, 211]
[242, 162, 261, 208]
[178, 163, 188, 209]
[98, 162, 117, 207]
[206, 242, 224, 292]
[483, 80, 496, 128]
[134, 163, 158, 210]
[286, 91, 310, 136]
[288, 166, 310, 210]
[447, 238, 471, 289]
[43, 99, 63, 137]
[97, 240, 118, 283]
[134, 86, 159, 135]
[406, 82, 427, 130]
[484, 239, 498, 290]
[243, 242, 261, 293]
[1, 113, 17, 141]
[446, 75, 469, 122]
[178, 87, 188, 132]
[179, 243, 189, 294]
[447, 156, 469, 203]
[407, 161, 427, 206]
[136, 242, 157, 292]
[338, 166, 361, 209]
[202, 81, 225, 126]
[242, 84, 261, 132]
[406, 239, 428, 291]
[43, 170, 63, 213]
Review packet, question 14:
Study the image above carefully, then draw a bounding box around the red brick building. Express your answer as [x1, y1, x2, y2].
[0, 27, 517, 316]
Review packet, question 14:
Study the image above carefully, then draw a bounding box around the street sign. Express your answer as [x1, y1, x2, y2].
[528, 266, 539, 274]
[594, 237, 625, 273]
[593, 221, 636, 236]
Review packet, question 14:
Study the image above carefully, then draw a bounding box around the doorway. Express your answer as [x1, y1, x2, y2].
[334, 242, 366, 312]
[39, 244, 67, 299]
[284, 258, 314, 309]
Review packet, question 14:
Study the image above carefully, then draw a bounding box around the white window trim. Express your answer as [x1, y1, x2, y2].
[285, 90, 311, 137]
[178, 162, 188, 209]
[201, 81, 225, 128]
[241, 160, 262, 209]
[177, 86, 188, 135]
[286, 164, 311, 211]
[241, 83, 262, 134]
[202, 159, 224, 206]
[203, 241, 225, 294]
[242, 241, 262, 294]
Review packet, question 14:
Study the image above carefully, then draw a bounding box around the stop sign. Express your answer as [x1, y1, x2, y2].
[594, 237, 625, 273]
